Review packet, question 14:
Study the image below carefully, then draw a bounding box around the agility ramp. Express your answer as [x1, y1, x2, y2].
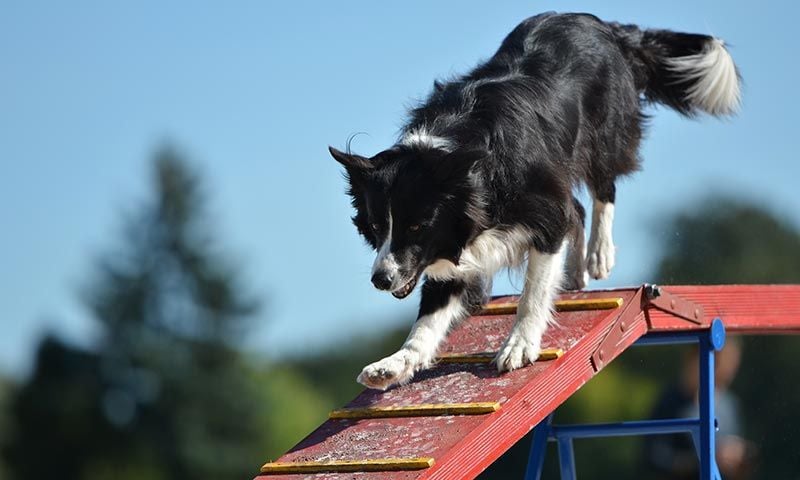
[255, 285, 800, 479]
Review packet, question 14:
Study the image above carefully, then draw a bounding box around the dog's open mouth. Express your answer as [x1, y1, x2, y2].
[391, 276, 418, 299]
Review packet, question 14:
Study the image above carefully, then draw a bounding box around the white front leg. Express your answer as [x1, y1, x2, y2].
[358, 293, 466, 390]
[496, 244, 565, 371]
[586, 200, 615, 280]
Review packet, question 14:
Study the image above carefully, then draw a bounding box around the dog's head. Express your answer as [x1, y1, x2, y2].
[329, 145, 485, 298]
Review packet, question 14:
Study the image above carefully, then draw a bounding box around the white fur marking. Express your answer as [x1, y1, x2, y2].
[372, 212, 399, 280]
[357, 294, 466, 390]
[424, 227, 530, 282]
[403, 295, 466, 366]
[586, 200, 615, 280]
[496, 243, 566, 371]
[401, 128, 453, 151]
[665, 38, 741, 116]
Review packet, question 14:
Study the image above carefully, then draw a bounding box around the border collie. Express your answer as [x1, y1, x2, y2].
[329, 12, 740, 390]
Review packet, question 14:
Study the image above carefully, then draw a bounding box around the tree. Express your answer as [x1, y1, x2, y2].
[84, 147, 264, 479]
[4, 147, 266, 480]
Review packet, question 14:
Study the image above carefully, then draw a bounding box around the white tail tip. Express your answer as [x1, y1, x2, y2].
[666, 39, 741, 116]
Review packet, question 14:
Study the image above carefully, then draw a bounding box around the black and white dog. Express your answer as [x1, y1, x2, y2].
[329, 12, 740, 390]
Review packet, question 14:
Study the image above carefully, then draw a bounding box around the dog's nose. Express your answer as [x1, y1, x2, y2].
[371, 271, 393, 291]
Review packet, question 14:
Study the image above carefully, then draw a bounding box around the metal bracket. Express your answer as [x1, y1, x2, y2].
[591, 285, 705, 372]
[643, 284, 704, 324]
[590, 288, 645, 372]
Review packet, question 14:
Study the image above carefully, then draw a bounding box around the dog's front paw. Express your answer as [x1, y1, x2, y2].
[586, 238, 615, 280]
[357, 350, 418, 390]
[495, 332, 540, 372]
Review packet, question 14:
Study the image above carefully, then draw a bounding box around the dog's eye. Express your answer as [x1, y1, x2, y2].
[408, 224, 421, 232]
[370, 223, 380, 232]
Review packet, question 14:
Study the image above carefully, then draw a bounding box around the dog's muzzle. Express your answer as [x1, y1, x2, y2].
[371, 271, 419, 299]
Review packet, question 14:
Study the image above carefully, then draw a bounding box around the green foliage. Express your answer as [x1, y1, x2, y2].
[251, 365, 333, 459]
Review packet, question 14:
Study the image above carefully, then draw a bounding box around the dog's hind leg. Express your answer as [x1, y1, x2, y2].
[586, 181, 616, 280]
[496, 242, 566, 371]
[564, 197, 587, 290]
[357, 276, 488, 390]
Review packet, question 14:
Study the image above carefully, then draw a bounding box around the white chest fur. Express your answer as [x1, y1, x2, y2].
[424, 227, 530, 281]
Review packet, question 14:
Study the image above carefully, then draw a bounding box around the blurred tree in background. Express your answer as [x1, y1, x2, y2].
[3, 148, 269, 480]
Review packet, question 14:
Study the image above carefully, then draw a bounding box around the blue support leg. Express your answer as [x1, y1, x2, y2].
[525, 414, 552, 480]
[699, 318, 726, 480]
[698, 331, 715, 479]
[557, 437, 576, 480]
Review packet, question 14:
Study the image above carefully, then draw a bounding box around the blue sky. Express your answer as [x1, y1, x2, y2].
[2, 1, 798, 377]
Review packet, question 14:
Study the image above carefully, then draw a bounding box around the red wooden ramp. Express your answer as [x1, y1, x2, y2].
[255, 285, 800, 480]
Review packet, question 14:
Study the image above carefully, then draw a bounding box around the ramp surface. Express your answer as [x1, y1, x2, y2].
[256, 285, 800, 479]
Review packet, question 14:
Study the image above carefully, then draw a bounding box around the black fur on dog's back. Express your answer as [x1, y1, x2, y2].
[397, 12, 738, 253]
[404, 13, 645, 252]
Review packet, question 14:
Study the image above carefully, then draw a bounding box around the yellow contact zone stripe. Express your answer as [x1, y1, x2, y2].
[480, 297, 624, 315]
[260, 457, 435, 474]
[329, 401, 500, 419]
[438, 347, 563, 364]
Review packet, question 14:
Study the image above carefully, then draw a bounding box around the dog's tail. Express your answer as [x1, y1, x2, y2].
[610, 23, 741, 116]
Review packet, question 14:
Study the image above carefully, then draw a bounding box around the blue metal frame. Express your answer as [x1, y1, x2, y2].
[524, 318, 725, 480]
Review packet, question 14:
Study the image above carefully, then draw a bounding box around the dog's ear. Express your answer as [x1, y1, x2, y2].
[432, 148, 485, 184]
[329, 146, 385, 249]
[328, 146, 374, 171]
